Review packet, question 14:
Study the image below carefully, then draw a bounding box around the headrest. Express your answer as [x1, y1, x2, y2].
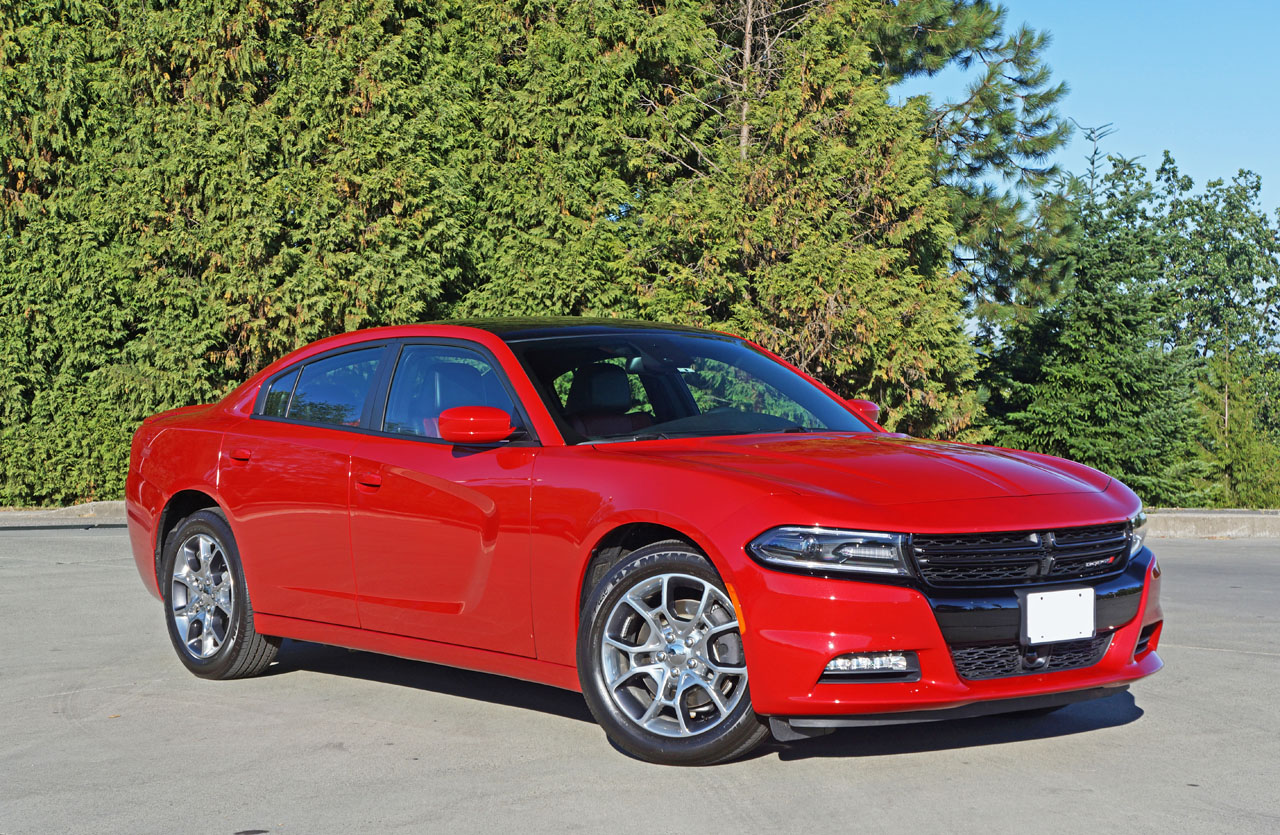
[565, 363, 633, 414]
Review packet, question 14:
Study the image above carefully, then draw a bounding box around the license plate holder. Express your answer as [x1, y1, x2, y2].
[1021, 587, 1095, 645]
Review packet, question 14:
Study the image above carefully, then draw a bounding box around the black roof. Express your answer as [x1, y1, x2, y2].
[432, 316, 724, 342]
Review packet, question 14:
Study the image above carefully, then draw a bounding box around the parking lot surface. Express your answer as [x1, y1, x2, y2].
[1, 529, 1277, 834]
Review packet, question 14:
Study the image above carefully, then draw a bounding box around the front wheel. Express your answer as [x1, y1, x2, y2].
[577, 541, 769, 765]
[160, 509, 279, 679]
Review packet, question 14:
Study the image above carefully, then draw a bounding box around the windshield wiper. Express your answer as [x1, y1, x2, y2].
[583, 430, 671, 444]
[631, 431, 673, 441]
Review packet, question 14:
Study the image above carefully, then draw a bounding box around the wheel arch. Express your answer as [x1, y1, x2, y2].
[576, 518, 730, 615]
[155, 489, 226, 583]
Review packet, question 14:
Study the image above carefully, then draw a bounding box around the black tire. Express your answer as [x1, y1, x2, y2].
[159, 509, 279, 679]
[578, 541, 769, 766]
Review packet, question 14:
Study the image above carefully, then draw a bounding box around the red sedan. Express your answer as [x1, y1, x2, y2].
[125, 318, 1163, 765]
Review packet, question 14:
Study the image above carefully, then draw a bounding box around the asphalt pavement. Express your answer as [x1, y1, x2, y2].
[1, 530, 1276, 834]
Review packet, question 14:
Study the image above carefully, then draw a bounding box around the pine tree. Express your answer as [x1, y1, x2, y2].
[869, 1, 1077, 329]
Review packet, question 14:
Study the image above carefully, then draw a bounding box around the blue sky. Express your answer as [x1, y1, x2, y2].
[893, 0, 1280, 213]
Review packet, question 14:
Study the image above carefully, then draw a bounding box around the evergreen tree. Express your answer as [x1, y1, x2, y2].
[984, 156, 1201, 506]
[1155, 156, 1280, 505]
[1157, 155, 1280, 433]
[2, 0, 491, 502]
[464, 0, 985, 437]
[2, 0, 988, 502]
[870, 1, 1077, 329]
[1193, 357, 1280, 508]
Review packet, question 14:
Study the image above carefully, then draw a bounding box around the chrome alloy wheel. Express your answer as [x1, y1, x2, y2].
[600, 572, 747, 738]
[169, 533, 235, 659]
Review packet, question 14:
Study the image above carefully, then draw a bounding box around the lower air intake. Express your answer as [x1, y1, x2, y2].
[950, 633, 1113, 680]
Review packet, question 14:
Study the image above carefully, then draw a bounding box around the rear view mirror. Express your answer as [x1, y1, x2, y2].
[437, 406, 516, 444]
[846, 398, 881, 425]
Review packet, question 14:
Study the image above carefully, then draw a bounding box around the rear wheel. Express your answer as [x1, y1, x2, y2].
[578, 541, 769, 765]
[160, 509, 279, 679]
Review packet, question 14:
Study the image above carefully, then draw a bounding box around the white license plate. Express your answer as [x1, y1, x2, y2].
[1023, 588, 1095, 645]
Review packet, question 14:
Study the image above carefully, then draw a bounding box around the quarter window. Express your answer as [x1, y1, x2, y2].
[286, 347, 383, 427]
[262, 368, 299, 417]
[383, 345, 520, 439]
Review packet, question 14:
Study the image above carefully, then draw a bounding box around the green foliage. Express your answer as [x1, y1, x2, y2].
[1258, 357, 1280, 447]
[1154, 156, 1280, 506]
[3, 0, 1275, 508]
[2, 0, 495, 502]
[872, 1, 1077, 329]
[984, 157, 1203, 506]
[986, 147, 1280, 508]
[2, 0, 995, 504]
[1157, 155, 1280, 361]
[1192, 357, 1280, 508]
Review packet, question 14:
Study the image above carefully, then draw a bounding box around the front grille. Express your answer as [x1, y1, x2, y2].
[911, 522, 1130, 588]
[950, 633, 1113, 680]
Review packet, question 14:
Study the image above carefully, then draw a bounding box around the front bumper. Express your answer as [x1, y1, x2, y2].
[737, 547, 1163, 718]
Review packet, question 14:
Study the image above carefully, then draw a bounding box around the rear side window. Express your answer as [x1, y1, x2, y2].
[286, 347, 383, 427]
[262, 369, 299, 417]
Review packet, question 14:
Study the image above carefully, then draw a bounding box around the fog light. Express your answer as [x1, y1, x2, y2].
[825, 652, 910, 673]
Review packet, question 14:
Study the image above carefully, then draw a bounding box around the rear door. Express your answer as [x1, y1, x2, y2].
[349, 340, 538, 655]
[219, 343, 392, 627]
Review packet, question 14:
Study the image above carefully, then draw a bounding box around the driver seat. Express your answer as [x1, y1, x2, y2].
[565, 363, 653, 437]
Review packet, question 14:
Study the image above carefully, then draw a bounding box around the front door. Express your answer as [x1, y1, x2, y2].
[349, 342, 537, 656]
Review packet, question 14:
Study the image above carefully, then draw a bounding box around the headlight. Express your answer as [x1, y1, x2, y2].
[1129, 509, 1149, 556]
[747, 526, 910, 576]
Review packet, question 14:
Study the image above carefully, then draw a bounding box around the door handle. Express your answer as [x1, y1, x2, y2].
[228, 448, 253, 462]
[355, 472, 383, 489]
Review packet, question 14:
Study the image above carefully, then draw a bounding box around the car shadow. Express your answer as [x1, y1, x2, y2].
[265, 639, 595, 724]
[264, 640, 1144, 761]
[758, 691, 1144, 762]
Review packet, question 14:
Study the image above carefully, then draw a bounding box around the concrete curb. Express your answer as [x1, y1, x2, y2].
[0, 501, 1277, 537]
[0, 501, 127, 529]
[1147, 509, 1280, 539]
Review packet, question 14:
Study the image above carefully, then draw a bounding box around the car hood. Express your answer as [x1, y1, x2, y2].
[604, 433, 1111, 506]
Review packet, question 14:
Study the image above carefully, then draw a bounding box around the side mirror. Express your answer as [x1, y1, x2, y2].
[846, 398, 881, 425]
[437, 406, 516, 444]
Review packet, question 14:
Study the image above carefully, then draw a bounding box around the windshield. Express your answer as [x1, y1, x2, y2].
[506, 331, 872, 443]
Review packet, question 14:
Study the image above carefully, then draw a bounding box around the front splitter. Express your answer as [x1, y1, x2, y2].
[768, 685, 1127, 741]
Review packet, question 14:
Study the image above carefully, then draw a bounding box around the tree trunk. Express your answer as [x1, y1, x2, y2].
[739, 0, 754, 161]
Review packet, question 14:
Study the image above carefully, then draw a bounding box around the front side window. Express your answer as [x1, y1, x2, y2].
[508, 332, 870, 442]
[382, 344, 521, 439]
[286, 347, 383, 426]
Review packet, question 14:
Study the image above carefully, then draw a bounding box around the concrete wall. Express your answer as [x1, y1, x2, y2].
[1148, 509, 1280, 539]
